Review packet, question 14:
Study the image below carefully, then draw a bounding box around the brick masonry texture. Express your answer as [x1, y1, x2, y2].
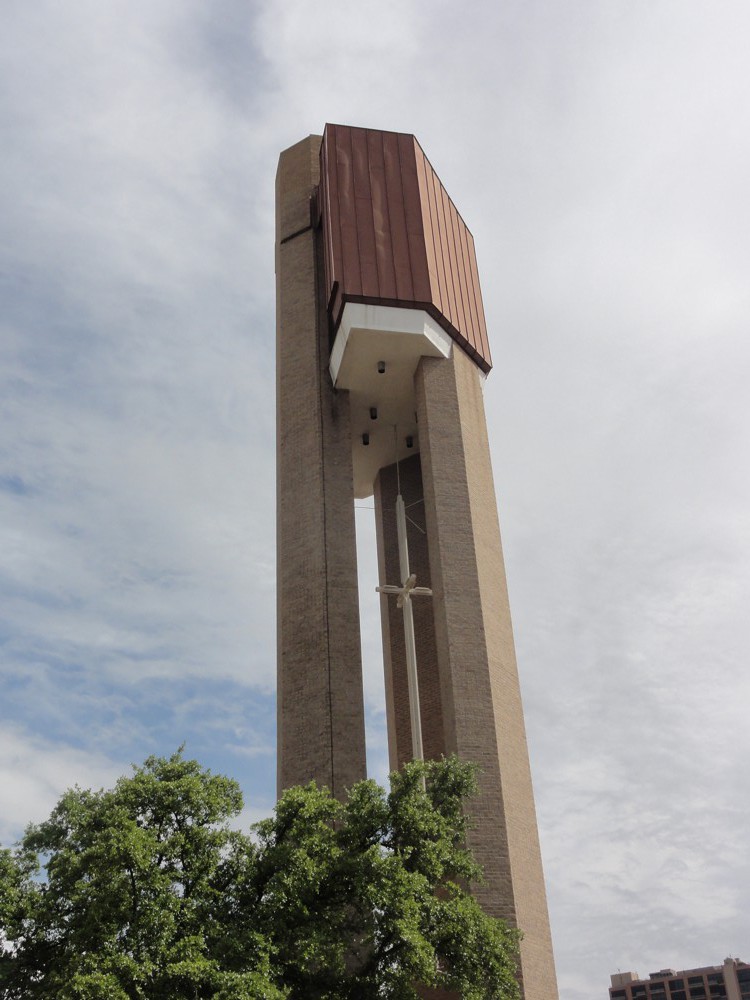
[414, 348, 558, 1000]
[276, 135, 366, 798]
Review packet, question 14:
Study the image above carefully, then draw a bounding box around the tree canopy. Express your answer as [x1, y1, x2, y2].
[0, 751, 520, 999]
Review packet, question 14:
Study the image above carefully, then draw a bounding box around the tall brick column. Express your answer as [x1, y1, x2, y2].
[275, 135, 367, 797]
[414, 347, 558, 1000]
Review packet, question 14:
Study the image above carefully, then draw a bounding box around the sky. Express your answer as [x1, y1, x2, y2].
[1, 1, 749, 996]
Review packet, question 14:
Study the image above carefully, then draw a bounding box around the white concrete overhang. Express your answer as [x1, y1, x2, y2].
[330, 303, 453, 499]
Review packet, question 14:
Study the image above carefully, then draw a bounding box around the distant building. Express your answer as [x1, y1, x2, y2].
[610, 959, 750, 1000]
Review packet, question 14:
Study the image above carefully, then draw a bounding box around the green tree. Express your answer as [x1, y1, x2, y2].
[0, 751, 519, 999]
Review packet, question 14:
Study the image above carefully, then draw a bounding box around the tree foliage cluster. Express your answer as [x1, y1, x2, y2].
[0, 751, 519, 999]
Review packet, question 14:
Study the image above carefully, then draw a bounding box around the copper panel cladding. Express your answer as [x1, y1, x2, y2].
[319, 123, 492, 373]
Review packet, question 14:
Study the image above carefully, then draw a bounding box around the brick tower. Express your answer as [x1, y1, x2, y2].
[276, 124, 558, 1000]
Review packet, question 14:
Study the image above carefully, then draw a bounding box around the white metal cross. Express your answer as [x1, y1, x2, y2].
[376, 494, 432, 764]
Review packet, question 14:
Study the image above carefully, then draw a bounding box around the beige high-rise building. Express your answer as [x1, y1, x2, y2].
[609, 958, 750, 1000]
[275, 123, 558, 1000]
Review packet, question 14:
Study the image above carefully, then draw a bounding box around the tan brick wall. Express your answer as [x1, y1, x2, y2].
[276, 135, 366, 798]
[415, 348, 559, 1000]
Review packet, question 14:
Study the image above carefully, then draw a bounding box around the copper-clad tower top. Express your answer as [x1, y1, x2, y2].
[319, 123, 491, 373]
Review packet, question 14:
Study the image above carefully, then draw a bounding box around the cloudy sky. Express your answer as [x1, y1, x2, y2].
[2, 1, 749, 996]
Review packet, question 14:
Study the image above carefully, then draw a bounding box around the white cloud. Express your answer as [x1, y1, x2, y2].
[0, 727, 123, 844]
[1, 1, 749, 996]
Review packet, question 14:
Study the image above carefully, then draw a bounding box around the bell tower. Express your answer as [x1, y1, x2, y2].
[275, 124, 558, 1000]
